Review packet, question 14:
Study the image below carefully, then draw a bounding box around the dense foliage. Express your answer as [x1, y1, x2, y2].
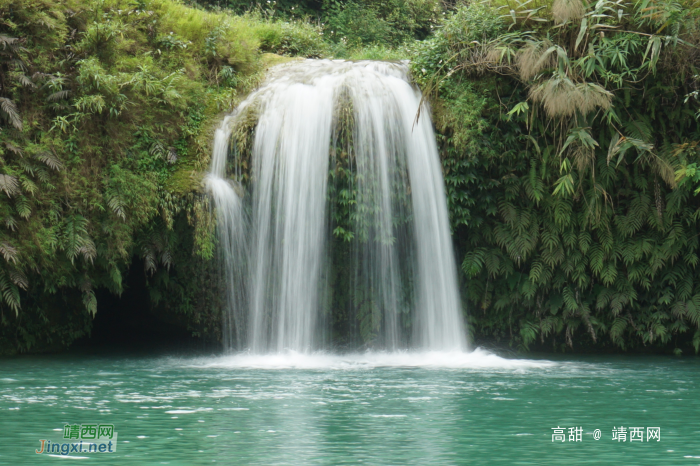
[195, 0, 441, 52]
[0, 0, 325, 353]
[414, 0, 700, 352]
[3, 0, 700, 354]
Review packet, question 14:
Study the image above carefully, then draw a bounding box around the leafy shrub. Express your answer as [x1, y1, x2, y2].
[324, 0, 441, 46]
[325, 2, 394, 46]
[155, 32, 192, 50]
[441, 2, 505, 47]
[150, 0, 261, 71]
[256, 20, 327, 57]
[343, 44, 410, 61]
[429, 0, 700, 353]
[409, 2, 505, 89]
[197, 0, 325, 19]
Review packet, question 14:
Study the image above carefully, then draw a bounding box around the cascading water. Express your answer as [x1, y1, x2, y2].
[206, 116, 249, 351]
[207, 59, 466, 354]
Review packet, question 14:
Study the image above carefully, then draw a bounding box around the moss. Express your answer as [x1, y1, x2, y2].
[166, 164, 204, 196]
[260, 52, 301, 69]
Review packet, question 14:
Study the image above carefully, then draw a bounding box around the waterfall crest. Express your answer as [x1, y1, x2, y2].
[207, 59, 466, 353]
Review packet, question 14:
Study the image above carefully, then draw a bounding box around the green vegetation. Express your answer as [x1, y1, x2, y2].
[417, 0, 700, 352]
[0, 0, 327, 353]
[2, 0, 700, 354]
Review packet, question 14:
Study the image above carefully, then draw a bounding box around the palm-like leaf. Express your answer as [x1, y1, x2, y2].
[0, 97, 22, 130]
[35, 151, 64, 171]
[47, 90, 71, 101]
[17, 74, 36, 88]
[4, 142, 22, 155]
[0, 173, 19, 196]
[0, 242, 18, 264]
[0, 270, 21, 316]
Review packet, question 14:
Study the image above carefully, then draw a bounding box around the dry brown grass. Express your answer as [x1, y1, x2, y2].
[529, 78, 612, 117]
[516, 40, 555, 81]
[552, 0, 585, 24]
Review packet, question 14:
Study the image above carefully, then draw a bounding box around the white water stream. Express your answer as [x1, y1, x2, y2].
[207, 59, 466, 353]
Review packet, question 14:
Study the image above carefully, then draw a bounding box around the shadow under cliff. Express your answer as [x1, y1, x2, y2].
[73, 259, 216, 355]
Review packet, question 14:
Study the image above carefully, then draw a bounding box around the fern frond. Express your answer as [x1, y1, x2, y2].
[0, 34, 20, 50]
[107, 194, 126, 220]
[17, 74, 36, 88]
[0, 173, 20, 196]
[20, 177, 38, 196]
[61, 215, 96, 264]
[47, 90, 71, 101]
[0, 270, 21, 316]
[4, 141, 22, 155]
[83, 289, 97, 317]
[9, 269, 28, 289]
[35, 151, 64, 171]
[14, 195, 31, 219]
[0, 242, 18, 264]
[0, 97, 22, 130]
[167, 147, 178, 164]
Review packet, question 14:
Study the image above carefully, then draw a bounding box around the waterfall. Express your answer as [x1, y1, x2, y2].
[206, 116, 249, 351]
[207, 59, 467, 353]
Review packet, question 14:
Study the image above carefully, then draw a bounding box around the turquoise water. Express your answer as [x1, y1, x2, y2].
[1, 350, 699, 465]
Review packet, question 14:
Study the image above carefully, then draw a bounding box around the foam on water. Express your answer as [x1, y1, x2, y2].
[188, 348, 555, 370]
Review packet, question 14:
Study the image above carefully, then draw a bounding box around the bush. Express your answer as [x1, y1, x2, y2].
[325, 2, 393, 46]
[441, 2, 505, 47]
[151, 0, 261, 72]
[324, 0, 441, 47]
[256, 19, 328, 57]
[409, 2, 505, 86]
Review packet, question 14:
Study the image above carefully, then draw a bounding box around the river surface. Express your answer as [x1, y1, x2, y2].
[1, 349, 699, 465]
